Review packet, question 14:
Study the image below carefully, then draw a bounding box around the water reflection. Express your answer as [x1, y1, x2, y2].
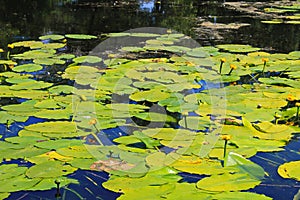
[139, 0, 155, 12]
[0, 0, 299, 52]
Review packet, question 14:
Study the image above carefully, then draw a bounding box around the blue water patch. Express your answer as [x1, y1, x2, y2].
[139, 0, 154, 12]
[249, 136, 300, 200]
[0, 116, 47, 140]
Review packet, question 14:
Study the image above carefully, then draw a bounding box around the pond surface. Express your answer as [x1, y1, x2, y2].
[0, 1, 300, 200]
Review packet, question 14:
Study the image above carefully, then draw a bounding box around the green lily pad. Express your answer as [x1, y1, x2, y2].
[130, 89, 171, 102]
[29, 177, 78, 191]
[164, 183, 211, 200]
[217, 44, 260, 53]
[34, 109, 71, 119]
[278, 160, 300, 181]
[56, 145, 94, 159]
[26, 161, 77, 178]
[39, 34, 65, 41]
[10, 80, 53, 90]
[0, 111, 28, 123]
[73, 56, 102, 64]
[34, 58, 65, 65]
[196, 172, 261, 192]
[0, 193, 10, 200]
[0, 175, 41, 193]
[25, 121, 77, 133]
[0, 164, 28, 181]
[65, 34, 97, 40]
[212, 192, 272, 200]
[224, 152, 265, 180]
[12, 63, 43, 72]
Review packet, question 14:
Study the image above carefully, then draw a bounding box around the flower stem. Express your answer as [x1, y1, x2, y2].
[296, 106, 299, 122]
[262, 62, 266, 77]
[223, 140, 228, 158]
[228, 68, 234, 75]
[219, 62, 224, 74]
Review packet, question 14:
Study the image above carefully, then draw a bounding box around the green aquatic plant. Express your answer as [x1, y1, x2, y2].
[1, 30, 300, 199]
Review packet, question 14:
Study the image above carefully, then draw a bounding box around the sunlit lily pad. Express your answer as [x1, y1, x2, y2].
[278, 160, 300, 181]
[212, 192, 272, 200]
[196, 172, 261, 192]
[0, 175, 41, 193]
[0, 164, 27, 181]
[25, 121, 77, 133]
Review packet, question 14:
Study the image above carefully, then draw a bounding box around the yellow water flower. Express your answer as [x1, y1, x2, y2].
[287, 94, 296, 101]
[89, 118, 97, 125]
[262, 58, 269, 63]
[220, 58, 226, 63]
[296, 102, 300, 107]
[221, 134, 231, 141]
[0, 48, 4, 53]
[230, 64, 237, 69]
[228, 64, 237, 75]
[7, 44, 14, 49]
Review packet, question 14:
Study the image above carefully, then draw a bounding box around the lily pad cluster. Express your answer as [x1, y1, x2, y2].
[0, 30, 299, 199]
[262, 3, 300, 24]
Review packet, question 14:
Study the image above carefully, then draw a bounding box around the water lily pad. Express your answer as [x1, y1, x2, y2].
[0, 175, 41, 193]
[0, 111, 28, 123]
[224, 152, 265, 180]
[168, 153, 225, 175]
[130, 89, 171, 102]
[217, 44, 260, 53]
[0, 164, 27, 181]
[186, 48, 209, 58]
[258, 77, 300, 88]
[65, 34, 97, 40]
[278, 160, 300, 181]
[34, 109, 71, 119]
[10, 80, 53, 90]
[73, 56, 102, 64]
[26, 161, 77, 178]
[164, 183, 211, 200]
[29, 177, 78, 191]
[34, 58, 65, 65]
[39, 34, 65, 41]
[0, 193, 10, 199]
[0, 146, 48, 160]
[12, 63, 43, 72]
[25, 121, 77, 133]
[103, 168, 180, 193]
[12, 49, 56, 59]
[212, 192, 272, 200]
[196, 172, 261, 192]
[56, 145, 94, 159]
[11, 40, 44, 49]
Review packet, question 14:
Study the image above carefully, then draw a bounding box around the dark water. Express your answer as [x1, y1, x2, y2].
[0, 0, 299, 52]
